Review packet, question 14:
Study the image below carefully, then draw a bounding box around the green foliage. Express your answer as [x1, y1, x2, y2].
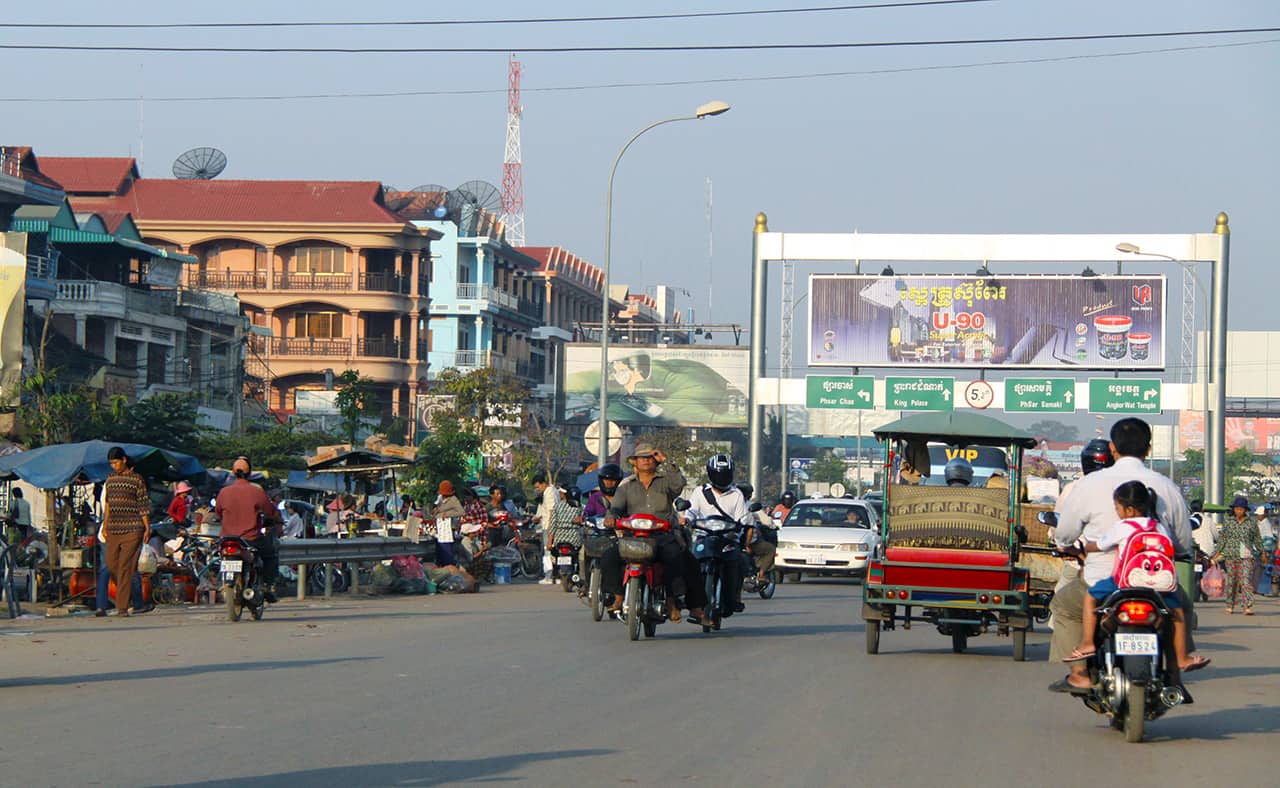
[430, 367, 526, 435]
[809, 451, 851, 485]
[197, 423, 336, 476]
[334, 370, 377, 444]
[403, 413, 482, 505]
[1028, 419, 1079, 442]
[1024, 454, 1060, 480]
[1180, 447, 1265, 503]
[510, 407, 576, 487]
[101, 393, 205, 451]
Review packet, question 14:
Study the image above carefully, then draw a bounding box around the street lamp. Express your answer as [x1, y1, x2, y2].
[597, 100, 731, 466]
[1116, 242, 1211, 492]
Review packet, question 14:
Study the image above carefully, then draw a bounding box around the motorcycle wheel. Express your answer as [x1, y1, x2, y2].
[225, 578, 243, 622]
[1124, 683, 1146, 743]
[951, 630, 968, 653]
[758, 571, 777, 600]
[625, 576, 642, 642]
[1012, 628, 1027, 662]
[561, 573, 574, 593]
[589, 567, 604, 622]
[523, 551, 543, 581]
[865, 620, 881, 654]
[643, 619, 658, 638]
[703, 574, 719, 634]
[250, 599, 264, 621]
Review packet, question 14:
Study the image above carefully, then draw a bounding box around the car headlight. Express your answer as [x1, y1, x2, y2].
[839, 542, 869, 552]
[779, 541, 799, 550]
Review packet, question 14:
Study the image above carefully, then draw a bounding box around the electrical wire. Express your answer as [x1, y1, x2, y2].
[0, 26, 1277, 54]
[1, 37, 1273, 104]
[0, 1, 995, 29]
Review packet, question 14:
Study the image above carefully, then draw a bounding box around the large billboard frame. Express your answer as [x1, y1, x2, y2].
[559, 343, 749, 429]
[807, 273, 1167, 371]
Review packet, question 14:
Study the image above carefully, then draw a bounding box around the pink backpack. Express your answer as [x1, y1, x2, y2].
[1111, 517, 1177, 593]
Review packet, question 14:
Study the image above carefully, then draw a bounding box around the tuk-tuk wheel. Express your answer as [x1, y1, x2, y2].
[951, 630, 968, 653]
[865, 620, 880, 654]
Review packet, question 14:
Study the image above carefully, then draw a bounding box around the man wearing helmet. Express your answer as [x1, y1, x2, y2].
[214, 456, 282, 603]
[684, 454, 750, 616]
[944, 458, 974, 487]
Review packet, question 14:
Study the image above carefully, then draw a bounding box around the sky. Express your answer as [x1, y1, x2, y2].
[4, 0, 1277, 411]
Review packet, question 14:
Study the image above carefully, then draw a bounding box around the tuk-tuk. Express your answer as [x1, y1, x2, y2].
[862, 411, 1044, 660]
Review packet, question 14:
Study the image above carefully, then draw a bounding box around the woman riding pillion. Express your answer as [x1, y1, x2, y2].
[601, 444, 708, 625]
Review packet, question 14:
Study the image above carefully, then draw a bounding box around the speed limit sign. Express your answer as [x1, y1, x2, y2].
[964, 380, 994, 410]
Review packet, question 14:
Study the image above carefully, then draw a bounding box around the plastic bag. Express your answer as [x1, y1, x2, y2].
[437, 574, 469, 593]
[391, 555, 425, 579]
[369, 563, 399, 595]
[486, 545, 522, 565]
[393, 577, 430, 595]
[137, 544, 159, 574]
[1200, 564, 1225, 600]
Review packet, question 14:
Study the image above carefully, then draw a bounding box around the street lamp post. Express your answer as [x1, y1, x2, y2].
[597, 100, 731, 467]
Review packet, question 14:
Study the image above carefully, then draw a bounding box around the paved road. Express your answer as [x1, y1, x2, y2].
[1, 580, 1275, 787]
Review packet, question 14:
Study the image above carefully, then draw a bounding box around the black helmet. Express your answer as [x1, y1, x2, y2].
[597, 463, 623, 496]
[706, 453, 734, 491]
[1081, 439, 1114, 475]
[735, 482, 754, 501]
[780, 491, 797, 507]
[944, 458, 974, 487]
[561, 485, 582, 506]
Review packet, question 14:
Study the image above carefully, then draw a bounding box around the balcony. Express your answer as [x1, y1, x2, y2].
[189, 271, 266, 290]
[188, 270, 421, 296]
[247, 335, 413, 360]
[357, 337, 406, 359]
[177, 288, 241, 318]
[56, 280, 175, 317]
[431, 349, 510, 372]
[456, 283, 518, 310]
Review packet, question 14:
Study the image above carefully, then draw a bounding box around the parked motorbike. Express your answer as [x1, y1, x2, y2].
[219, 536, 267, 622]
[616, 514, 673, 641]
[582, 516, 615, 620]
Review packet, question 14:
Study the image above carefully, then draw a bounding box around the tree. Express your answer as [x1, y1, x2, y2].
[402, 412, 482, 504]
[334, 370, 377, 444]
[430, 367, 526, 436]
[197, 423, 337, 476]
[809, 451, 851, 486]
[102, 393, 205, 451]
[510, 406, 576, 488]
[1028, 420, 1079, 443]
[1180, 447, 1264, 503]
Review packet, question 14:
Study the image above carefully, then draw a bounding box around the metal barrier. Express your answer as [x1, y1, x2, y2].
[277, 537, 437, 600]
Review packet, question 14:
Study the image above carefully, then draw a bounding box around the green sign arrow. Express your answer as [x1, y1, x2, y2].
[885, 377, 954, 411]
[806, 375, 875, 410]
[1088, 378, 1162, 414]
[1004, 378, 1077, 413]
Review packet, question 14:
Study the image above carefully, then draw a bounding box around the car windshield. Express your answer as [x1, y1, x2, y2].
[783, 503, 872, 528]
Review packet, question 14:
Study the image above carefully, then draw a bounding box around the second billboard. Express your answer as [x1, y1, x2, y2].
[808, 274, 1166, 370]
[561, 344, 749, 427]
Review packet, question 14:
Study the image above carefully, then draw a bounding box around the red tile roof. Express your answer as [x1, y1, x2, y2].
[0, 146, 66, 191]
[518, 245, 604, 289]
[39, 157, 138, 195]
[71, 179, 406, 225]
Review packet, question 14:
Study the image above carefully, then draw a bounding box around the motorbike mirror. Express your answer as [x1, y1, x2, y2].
[1037, 511, 1058, 527]
[748, 502, 763, 513]
[674, 497, 692, 512]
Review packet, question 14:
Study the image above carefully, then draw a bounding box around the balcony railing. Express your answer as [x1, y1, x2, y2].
[357, 337, 405, 358]
[456, 283, 517, 310]
[359, 271, 410, 294]
[272, 272, 351, 291]
[56, 280, 175, 316]
[189, 269, 418, 295]
[248, 335, 413, 360]
[189, 271, 266, 290]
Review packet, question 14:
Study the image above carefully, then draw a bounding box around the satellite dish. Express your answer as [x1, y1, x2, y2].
[172, 147, 227, 180]
[454, 180, 502, 214]
[381, 185, 415, 213]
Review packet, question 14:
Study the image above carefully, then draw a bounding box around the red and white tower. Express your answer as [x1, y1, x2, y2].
[500, 55, 526, 245]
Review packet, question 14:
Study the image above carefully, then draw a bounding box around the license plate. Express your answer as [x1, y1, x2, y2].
[556, 556, 573, 566]
[1114, 633, 1159, 656]
[807, 554, 827, 565]
[221, 560, 243, 573]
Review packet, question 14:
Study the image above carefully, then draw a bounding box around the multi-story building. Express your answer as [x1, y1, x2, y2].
[517, 246, 608, 391]
[47, 157, 439, 423]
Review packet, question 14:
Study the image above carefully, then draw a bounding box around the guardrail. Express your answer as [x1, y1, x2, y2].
[277, 537, 436, 599]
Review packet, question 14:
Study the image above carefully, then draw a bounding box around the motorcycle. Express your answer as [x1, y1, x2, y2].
[552, 537, 582, 594]
[616, 513, 673, 641]
[582, 516, 615, 621]
[742, 510, 780, 600]
[681, 498, 761, 633]
[219, 536, 267, 622]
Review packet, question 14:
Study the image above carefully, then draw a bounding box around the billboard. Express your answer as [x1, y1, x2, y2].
[1179, 411, 1280, 454]
[1, 236, 26, 408]
[808, 274, 1166, 370]
[561, 344, 749, 427]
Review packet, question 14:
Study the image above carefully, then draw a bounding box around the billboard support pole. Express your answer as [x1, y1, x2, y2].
[749, 212, 768, 495]
[1208, 212, 1230, 507]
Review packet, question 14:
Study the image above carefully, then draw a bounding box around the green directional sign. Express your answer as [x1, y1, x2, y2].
[1088, 378, 1162, 414]
[806, 375, 875, 410]
[885, 376, 954, 411]
[1004, 378, 1077, 413]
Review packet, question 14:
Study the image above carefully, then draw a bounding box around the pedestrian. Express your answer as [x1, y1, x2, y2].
[100, 447, 151, 617]
[6, 486, 32, 542]
[1213, 496, 1263, 615]
[167, 481, 192, 526]
[433, 480, 464, 566]
[282, 502, 306, 539]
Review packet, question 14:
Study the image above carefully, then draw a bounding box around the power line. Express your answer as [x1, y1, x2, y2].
[1, 26, 1277, 54]
[0, 2, 994, 30]
[1, 38, 1273, 105]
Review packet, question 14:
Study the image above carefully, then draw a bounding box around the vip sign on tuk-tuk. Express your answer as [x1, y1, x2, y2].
[862, 412, 1045, 660]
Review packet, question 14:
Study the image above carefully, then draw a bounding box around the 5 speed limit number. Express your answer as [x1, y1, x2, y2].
[964, 380, 994, 410]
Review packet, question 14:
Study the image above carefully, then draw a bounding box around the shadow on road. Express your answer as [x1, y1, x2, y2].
[0, 656, 377, 688]
[156, 748, 616, 787]
[1148, 704, 1280, 741]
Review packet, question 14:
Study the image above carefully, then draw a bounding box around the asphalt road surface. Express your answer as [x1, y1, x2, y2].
[1, 579, 1274, 787]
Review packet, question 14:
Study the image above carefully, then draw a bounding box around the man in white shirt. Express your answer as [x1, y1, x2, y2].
[533, 471, 560, 584]
[1256, 506, 1276, 542]
[684, 454, 750, 616]
[1048, 417, 1199, 693]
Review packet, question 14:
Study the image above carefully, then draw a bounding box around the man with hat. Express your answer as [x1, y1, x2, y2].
[215, 456, 282, 602]
[601, 443, 708, 624]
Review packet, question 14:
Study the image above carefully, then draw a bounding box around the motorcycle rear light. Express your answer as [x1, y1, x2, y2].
[978, 594, 989, 604]
[1117, 600, 1157, 625]
[223, 543, 240, 555]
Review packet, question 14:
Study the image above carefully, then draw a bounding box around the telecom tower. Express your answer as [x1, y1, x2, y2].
[500, 56, 526, 246]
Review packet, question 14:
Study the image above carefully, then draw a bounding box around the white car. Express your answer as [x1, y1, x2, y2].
[775, 498, 881, 580]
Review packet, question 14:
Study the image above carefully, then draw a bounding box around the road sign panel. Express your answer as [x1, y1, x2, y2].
[885, 377, 954, 411]
[1004, 378, 1077, 413]
[1088, 378, 1162, 414]
[806, 375, 875, 410]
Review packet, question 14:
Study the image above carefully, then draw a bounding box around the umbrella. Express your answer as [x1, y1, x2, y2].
[0, 440, 205, 489]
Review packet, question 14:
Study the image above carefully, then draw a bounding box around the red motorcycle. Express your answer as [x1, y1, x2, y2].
[616, 514, 672, 641]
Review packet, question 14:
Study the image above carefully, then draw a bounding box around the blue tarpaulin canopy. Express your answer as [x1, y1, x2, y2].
[0, 440, 205, 489]
[285, 469, 349, 494]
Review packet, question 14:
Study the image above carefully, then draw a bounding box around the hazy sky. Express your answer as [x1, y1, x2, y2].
[4, 1, 1277, 389]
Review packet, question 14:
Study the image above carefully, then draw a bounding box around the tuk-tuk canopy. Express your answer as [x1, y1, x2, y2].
[873, 412, 1039, 450]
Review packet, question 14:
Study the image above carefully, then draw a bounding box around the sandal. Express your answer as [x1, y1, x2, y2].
[1181, 655, 1211, 672]
[1062, 646, 1096, 662]
[1244, 607, 1254, 616]
[667, 605, 683, 623]
[1225, 607, 1234, 614]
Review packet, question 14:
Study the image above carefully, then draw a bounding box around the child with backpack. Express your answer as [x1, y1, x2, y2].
[1066, 481, 1210, 672]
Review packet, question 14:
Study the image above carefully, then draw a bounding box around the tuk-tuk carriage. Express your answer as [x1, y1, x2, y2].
[862, 412, 1047, 661]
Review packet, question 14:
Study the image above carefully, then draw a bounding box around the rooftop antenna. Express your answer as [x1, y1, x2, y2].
[706, 176, 714, 318]
[500, 55, 526, 245]
[172, 147, 227, 180]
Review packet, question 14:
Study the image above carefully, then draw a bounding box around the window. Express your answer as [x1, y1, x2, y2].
[783, 503, 873, 529]
[291, 246, 346, 274]
[293, 311, 345, 339]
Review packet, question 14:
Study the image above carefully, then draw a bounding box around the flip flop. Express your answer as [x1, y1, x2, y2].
[1181, 656, 1211, 672]
[1062, 647, 1096, 663]
[1244, 607, 1255, 616]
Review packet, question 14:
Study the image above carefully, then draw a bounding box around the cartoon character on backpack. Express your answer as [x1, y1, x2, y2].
[1112, 521, 1177, 593]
